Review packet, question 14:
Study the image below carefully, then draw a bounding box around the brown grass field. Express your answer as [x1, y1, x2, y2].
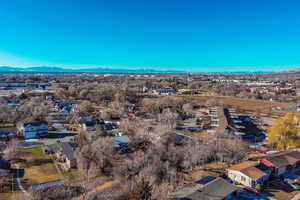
[171, 95, 293, 113]
[144, 94, 293, 112]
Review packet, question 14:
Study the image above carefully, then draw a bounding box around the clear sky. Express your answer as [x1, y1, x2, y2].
[1, 0, 300, 72]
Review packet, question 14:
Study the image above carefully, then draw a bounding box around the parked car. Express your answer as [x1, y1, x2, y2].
[243, 187, 260, 195]
[284, 178, 300, 190]
[237, 190, 265, 200]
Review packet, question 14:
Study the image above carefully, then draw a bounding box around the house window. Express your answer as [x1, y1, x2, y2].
[241, 176, 246, 182]
[287, 165, 293, 170]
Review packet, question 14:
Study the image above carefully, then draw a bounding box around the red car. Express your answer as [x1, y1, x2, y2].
[244, 186, 260, 195]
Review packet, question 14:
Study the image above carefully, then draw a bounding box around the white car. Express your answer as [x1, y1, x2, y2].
[284, 178, 300, 190]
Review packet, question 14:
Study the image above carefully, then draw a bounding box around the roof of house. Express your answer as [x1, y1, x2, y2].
[0, 127, 17, 137]
[228, 161, 267, 180]
[240, 167, 267, 181]
[265, 150, 300, 168]
[153, 88, 175, 93]
[24, 121, 48, 127]
[54, 102, 73, 108]
[169, 177, 238, 200]
[113, 136, 130, 148]
[48, 142, 77, 160]
[228, 161, 257, 171]
[84, 122, 96, 127]
[0, 159, 10, 170]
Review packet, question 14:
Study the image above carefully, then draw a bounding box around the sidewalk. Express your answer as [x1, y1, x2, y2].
[15, 165, 30, 197]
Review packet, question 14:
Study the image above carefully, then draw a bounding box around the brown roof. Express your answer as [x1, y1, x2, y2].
[229, 161, 266, 180]
[240, 167, 266, 180]
[265, 150, 300, 168]
[228, 161, 257, 171]
[285, 151, 300, 160]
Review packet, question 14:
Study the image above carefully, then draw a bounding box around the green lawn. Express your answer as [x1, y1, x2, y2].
[25, 146, 44, 156]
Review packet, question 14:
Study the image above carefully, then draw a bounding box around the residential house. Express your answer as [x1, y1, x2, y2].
[0, 159, 11, 177]
[113, 136, 130, 151]
[82, 116, 92, 122]
[125, 103, 138, 113]
[168, 177, 238, 200]
[260, 150, 300, 177]
[0, 126, 17, 139]
[45, 95, 54, 100]
[228, 161, 271, 188]
[80, 122, 96, 131]
[19, 121, 48, 140]
[54, 102, 74, 114]
[47, 142, 77, 171]
[177, 89, 198, 95]
[6, 103, 20, 108]
[152, 88, 176, 95]
[103, 121, 116, 131]
[175, 125, 202, 132]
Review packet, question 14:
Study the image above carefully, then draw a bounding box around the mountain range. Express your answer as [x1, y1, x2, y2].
[276, 68, 300, 74]
[0, 66, 186, 74]
[0, 66, 280, 74]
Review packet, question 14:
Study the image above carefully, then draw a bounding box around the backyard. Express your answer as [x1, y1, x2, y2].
[15, 146, 62, 185]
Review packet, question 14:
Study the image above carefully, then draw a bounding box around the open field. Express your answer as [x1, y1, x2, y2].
[16, 146, 62, 185]
[185, 95, 293, 111]
[0, 192, 13, 200]
[183, 162, 227, 185]
[62, 169, 80, 181]
[158, 94, 292, 113]
[143, 94, 293, 112]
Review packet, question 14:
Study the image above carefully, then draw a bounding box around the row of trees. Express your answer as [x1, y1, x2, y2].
[0, 97, 50, 124]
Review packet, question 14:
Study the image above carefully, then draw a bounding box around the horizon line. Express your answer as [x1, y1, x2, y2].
[0, 65, 298, 73]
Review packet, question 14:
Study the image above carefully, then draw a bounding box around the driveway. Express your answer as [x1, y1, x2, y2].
[22, 132, 77, 148]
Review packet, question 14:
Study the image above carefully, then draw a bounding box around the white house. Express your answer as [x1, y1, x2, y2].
[152, 88, 175, 95]
[228, 161, 270, 188]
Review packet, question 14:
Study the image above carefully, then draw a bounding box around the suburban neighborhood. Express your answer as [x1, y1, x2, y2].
[0, 71, 299, 200]
[1, 0, 300, 199]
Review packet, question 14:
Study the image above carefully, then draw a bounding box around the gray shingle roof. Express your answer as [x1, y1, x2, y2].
[187, 178, 238, 200]
[169, 178, 238, 200]
[48, 142, 76, 160]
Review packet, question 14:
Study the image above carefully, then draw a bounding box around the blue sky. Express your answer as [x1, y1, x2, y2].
[1, 0, 300, 72]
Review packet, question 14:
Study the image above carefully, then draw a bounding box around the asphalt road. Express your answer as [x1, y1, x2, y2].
[22, 132, 77, 148]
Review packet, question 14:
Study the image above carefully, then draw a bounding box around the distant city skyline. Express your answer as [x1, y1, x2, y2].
[1, 0, 300, 72]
